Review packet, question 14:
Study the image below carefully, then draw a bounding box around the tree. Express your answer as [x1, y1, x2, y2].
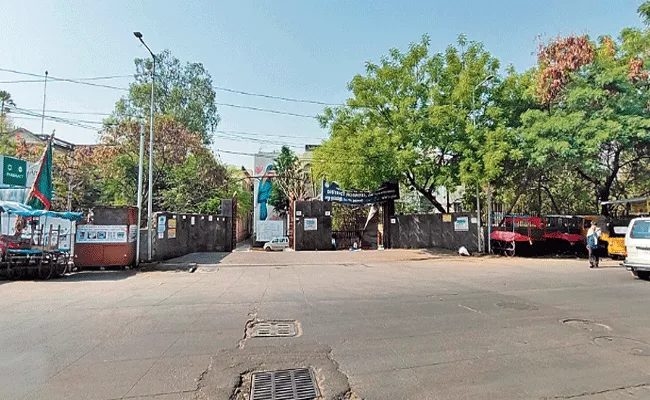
[161, 150, 228, 213]
[520, 26, 650, 215]
[0, 90, 16, 133]
[314, 35, 500, 212]
[268, 146, 311, 213]
[113, 50, 220, 143]
[94, 116, 204, 209]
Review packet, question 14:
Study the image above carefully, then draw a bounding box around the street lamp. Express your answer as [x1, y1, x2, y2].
[134, 31, 155, 262]
[472, 74, 495, 254]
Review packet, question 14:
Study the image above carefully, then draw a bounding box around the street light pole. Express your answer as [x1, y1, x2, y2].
[134, 31, 155, 262]
[136, 122, 145, 266]
[472, 75, 494, 254]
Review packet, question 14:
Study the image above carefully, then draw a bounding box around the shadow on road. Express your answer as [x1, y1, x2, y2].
[59, 270, 137, 281]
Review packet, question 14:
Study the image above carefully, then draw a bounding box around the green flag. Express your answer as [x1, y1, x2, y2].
[26, 137, 53, 210]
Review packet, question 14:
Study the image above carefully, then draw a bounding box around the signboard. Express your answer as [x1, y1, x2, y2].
[442, 214, 452, 223]
[0, 156, 28, 186]
[168, 228, 176, 239]
[304, 218, 317, 231]
[322, 181, 399, 205]
[157, 216, 166, 233]
[168, 219, 176, 229]
[76, 225, 128, 243]
[128, 224, 137, 242]
[257, 220, 284, 242]
[454, 216, 469, 232]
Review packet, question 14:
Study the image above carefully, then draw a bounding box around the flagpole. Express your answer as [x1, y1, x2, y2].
[25, 131, 54, 209]
[40, 71, 48, 136]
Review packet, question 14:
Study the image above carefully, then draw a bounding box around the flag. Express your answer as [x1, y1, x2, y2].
[26, 135, 53, 210]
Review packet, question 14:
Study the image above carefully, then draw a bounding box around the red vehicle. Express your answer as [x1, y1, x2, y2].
[490, 215, 545, 256]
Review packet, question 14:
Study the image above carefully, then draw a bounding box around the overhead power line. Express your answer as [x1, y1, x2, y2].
[0, 66, 341, 108]
[216, 129, 326, 140]
[0, 67, 130, 91]
[213, 85, 340, 106]
[215, 102, 316, 118]
[0, 75, 132, 84]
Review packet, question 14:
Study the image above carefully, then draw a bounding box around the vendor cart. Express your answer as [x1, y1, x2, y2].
[0, 201, 82, 279]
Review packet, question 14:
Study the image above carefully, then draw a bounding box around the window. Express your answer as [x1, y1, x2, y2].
[630, 220, 650, 239]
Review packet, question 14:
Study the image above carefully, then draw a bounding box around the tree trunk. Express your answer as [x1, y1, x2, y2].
[403, 171, 447, 213]
[598, 186, 611, 217]
[416, 188, 447, 213]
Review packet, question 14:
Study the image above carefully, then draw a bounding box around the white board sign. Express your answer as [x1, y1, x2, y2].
[77, 225, 128, 243]
[128, 224, 137, 242]
[157, 215, 166, 233]
[304, 218, 318, 231]
[256, 220, 284, 242]
[454, 216, 469, 232]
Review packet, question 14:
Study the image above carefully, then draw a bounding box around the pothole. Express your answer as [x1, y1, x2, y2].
[561, 318, 612, 332]
[495, 302, 538, 311]
[593, 336, 650, 356]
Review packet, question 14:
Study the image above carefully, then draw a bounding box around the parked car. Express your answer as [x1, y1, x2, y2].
[263, 237, 289, 251]
[624, 217, 650, 280]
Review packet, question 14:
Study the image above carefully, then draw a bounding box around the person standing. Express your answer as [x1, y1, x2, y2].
[586, 221, 602, 268]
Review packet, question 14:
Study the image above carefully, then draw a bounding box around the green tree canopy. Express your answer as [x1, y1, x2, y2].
[113, 50, 219, 143]
[520, 30, 650, 215]
[314, 35, 500, 212]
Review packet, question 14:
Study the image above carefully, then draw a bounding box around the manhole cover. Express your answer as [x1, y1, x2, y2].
[593, 336, 650, 356]
[251, 368, 319, 400]
[251, 320, 298, 338]
[495, 302, 538, 311]
[561, 318, 612, 332]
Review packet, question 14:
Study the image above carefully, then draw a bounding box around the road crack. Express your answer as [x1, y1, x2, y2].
[544, 382, 650, 398]
[237, 310, 258, 349]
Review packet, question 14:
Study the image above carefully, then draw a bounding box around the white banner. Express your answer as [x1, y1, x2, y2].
[76, 225, 128, 243]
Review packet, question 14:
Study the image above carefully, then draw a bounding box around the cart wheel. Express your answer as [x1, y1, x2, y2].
[490, 240, 500, 255]
[504, 241, 516, 257]
[38, 260, 54, 280]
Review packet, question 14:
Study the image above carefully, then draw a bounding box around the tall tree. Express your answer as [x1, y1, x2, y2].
[314, 35, 499, 212]
[521, 24, 650, 215]
[113, 50, 220, 143]
[0, 90, 16, 133]
[269, 146, 311, 214]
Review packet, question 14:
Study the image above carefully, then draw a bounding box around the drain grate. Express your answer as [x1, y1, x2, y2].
[251, 368, 319, 400]
[251, 320, 298, 338]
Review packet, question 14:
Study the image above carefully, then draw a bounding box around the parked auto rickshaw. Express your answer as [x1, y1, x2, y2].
[600, 197, 650, 259]
[606, 218, 631, 259]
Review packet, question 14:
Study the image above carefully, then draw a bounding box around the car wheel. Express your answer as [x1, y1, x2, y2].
[636, 271, 650, 281]
[265, 246, 272, 252]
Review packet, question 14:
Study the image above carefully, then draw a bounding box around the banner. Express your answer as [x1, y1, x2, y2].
[76, 225, 128, 243]
[322, 181, 399, 205]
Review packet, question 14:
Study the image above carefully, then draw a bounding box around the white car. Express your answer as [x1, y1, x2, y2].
[263, 237, 289, 251]
[624, 217, 650, 280]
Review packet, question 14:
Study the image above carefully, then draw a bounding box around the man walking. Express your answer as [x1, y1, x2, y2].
[586, 221, 602, 268]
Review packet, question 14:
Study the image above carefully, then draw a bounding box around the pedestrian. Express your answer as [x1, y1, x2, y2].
[586, 221, 602, 268]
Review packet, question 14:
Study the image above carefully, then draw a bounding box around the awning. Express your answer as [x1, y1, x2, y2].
[0, 201, 83, 221]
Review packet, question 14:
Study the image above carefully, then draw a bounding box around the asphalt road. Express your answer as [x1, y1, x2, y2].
[1, 251, 649, 400]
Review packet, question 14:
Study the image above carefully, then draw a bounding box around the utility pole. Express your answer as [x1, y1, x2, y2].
[134, 31, 156, 262]
[472, 75, 494, 254]
[67, 147, 75, 210]
[136, 122, 145, 266]
[41, 71, 49, 135]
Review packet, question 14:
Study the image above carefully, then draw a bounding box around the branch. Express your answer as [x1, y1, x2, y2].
[575, 168, 601, 187]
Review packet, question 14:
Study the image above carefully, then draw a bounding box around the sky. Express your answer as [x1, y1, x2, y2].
[1, 0, 644, 169]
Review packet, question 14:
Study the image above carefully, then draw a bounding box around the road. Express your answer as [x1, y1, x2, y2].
[1, 250, 649, 400]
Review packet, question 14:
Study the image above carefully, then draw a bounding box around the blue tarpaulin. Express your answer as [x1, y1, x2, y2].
[0, 201, 83, 221]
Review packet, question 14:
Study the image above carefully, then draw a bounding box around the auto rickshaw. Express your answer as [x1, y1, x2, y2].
[600, 197, 650, 259]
